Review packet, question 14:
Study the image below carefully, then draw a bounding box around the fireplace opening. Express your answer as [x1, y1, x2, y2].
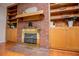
[24, 33, 37, 44]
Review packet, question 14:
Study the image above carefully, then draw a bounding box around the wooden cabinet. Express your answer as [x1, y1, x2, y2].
[6, 4, 18, 42]
[49, 3, 79, 51]
[49, 27, 79, 51]
[6, 28, 17, 42]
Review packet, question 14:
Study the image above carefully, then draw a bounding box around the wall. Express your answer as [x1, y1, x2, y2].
[17, 3, 49, 48]
[0, 6, 7, 42]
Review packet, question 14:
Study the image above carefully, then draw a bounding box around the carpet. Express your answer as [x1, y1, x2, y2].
[8, 43, 48, 56]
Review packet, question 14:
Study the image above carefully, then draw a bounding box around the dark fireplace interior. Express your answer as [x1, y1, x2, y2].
[24, 33, 37, 44]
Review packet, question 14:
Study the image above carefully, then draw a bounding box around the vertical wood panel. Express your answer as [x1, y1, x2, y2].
[49, 27, 66, 49]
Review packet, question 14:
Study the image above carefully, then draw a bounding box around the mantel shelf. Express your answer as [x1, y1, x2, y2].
[51, 14, 79, 20]
[15, 10, 44, 19]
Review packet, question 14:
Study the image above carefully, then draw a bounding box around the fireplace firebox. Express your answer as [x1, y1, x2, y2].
[24, 33, 37, 44]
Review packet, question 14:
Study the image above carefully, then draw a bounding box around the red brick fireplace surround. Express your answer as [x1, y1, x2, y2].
[17, 3, 49, 48]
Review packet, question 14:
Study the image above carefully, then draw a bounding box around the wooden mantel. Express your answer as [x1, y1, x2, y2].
[15, 10, 44, 19]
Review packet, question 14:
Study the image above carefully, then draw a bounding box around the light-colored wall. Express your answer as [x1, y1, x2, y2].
[0, 6, 7, 42]
[0, 3, 15, 43]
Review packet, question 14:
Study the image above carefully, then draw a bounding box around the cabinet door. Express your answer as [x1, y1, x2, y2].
[11, 29, 17, 42]
[6, 28, 17, 42]
[6, 28, 11, 42]
[66, 27, 79, 51]
[66, 28, 75, 50]
[49, 27, 66, 49]
[74, 27, 79, 51]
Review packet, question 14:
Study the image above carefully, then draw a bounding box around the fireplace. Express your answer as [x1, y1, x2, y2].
[22, 28, 40, 45]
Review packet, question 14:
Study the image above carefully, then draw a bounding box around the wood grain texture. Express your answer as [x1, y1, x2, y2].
[6, 28, 17, 42]
[49, 27, 79, 51]
[16, 10, 44, 19]
[49, 27, 67, 49]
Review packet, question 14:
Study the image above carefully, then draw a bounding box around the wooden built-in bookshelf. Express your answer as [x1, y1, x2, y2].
[49, 3, 79, 52]
[50, 3, 79, 27]
[7, 4, 17, 21]
[6, 4, 18, 42]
